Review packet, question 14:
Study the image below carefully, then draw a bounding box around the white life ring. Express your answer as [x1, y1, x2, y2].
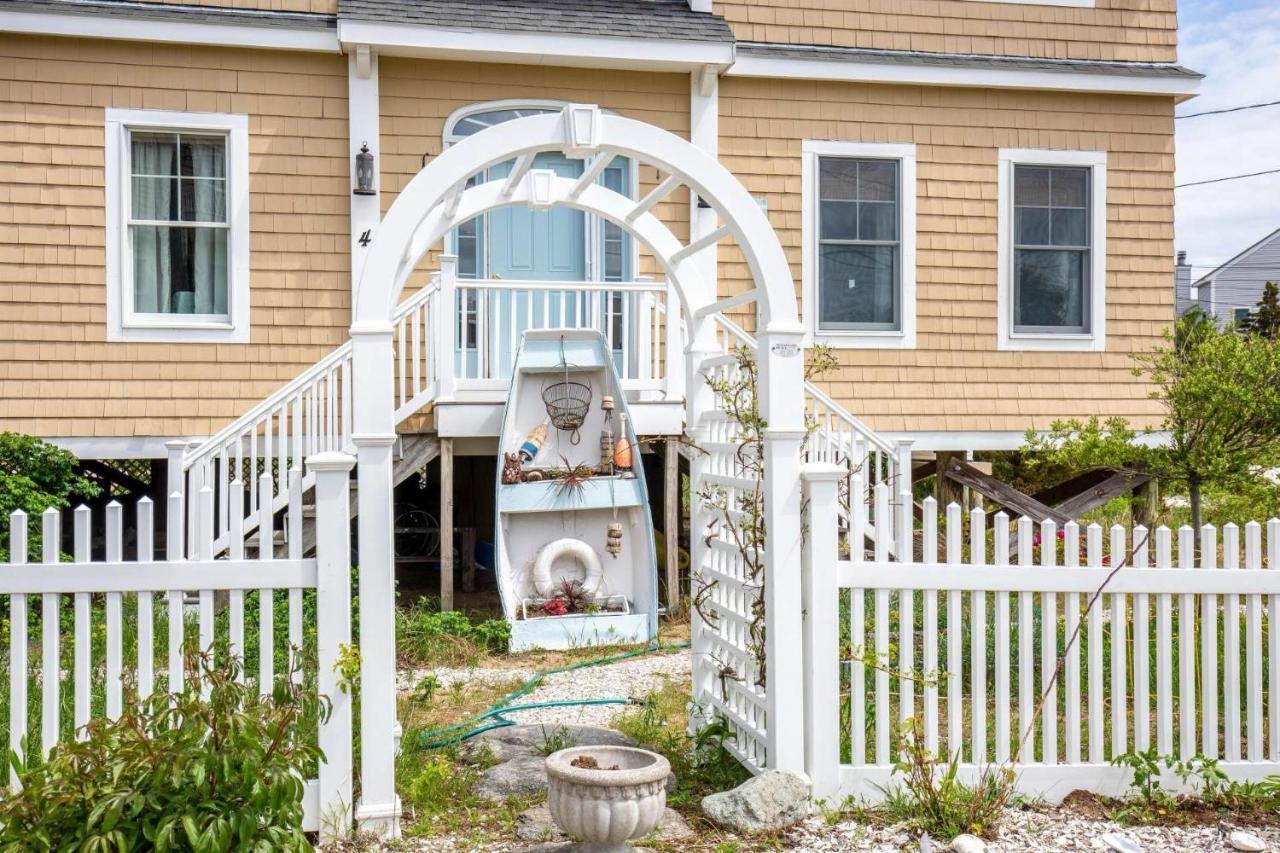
[531, 538, 604, 599]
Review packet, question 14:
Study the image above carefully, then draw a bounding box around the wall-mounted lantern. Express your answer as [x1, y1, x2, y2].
[353, 142, 376, 196]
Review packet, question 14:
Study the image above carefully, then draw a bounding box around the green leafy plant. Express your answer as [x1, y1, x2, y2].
[877, 718, 1014, 841]
[1111, 747, 1172, 813]
[395, 603, 511, 666]
[0, 653, 327, 851]
[534, 724, 575, 756]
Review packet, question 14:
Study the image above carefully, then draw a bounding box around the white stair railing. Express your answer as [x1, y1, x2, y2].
[707, 314, 909, 558]
[177, 276, 440, 557]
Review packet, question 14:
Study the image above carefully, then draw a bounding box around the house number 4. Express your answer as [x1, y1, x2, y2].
[359, 230, 372, 247]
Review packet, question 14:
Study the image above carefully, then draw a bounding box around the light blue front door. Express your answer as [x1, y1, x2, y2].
[487, 153, 586, 376]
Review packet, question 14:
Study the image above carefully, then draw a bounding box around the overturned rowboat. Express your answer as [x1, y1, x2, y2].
[493, 329, 659, 651]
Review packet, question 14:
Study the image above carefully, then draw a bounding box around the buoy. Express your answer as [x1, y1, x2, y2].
[613, 413, 632, 469]
[518, 421, 548, 464]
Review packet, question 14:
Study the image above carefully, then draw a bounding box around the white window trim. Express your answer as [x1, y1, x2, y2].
[802, 139, 917, 349]
[997, 148, 1107, 352]
[105, 108, 250, 343]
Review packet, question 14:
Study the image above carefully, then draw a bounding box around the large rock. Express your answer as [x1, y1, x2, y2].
[470, 725, 641, 802]
[700, 769, 810, 833]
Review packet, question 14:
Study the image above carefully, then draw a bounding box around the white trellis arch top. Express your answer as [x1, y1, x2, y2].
[353, 103, 800, 335]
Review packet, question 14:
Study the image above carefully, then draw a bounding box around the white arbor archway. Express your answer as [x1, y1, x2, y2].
[349, 105, 807, 835]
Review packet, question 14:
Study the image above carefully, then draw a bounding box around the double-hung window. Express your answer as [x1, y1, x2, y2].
[106, 109, 250, 342]
[998, 149, 1107, 350]
[803, 141, 916, 348]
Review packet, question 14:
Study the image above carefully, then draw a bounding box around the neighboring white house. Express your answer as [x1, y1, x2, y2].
[1177, 227, 1280, 325]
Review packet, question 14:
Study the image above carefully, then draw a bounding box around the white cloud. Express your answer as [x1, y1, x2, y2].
[1175, 0, 1280, 275]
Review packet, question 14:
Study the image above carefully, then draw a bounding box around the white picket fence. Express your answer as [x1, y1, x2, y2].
[0, 452, 357, 838]
[800, 470, 1280, 803]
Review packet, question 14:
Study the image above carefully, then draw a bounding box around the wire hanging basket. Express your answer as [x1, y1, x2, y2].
[542, 379, 592, 439]
[542, 335, 592, 444]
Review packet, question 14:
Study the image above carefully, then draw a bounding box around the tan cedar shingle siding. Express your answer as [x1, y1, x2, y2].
[0, 42, 691, 440]
[715, 0, 1179, 63]
[719, 76, 1175, 434]
[377, 58, 692, 282]
[0, 35, 351, 439]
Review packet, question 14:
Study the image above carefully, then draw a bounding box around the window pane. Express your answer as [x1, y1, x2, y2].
[1014, 166, 1050, 205]
[1015, 248, 1085, 329]
[131, 176, 179, 221]
[857, 160, 897, 202]
[1051, 208, 1088, 247]
[180, 178, 226, 223]
[131, 225, 228, 316]
[180, 136, 226, 178]
[1015, 207, 1050, 246]
[819, 158, 859, 200]
[819, 244, 897, 328]
[819, 200, 858, 240]
[1050, 167, 1088, 207]
[131, 133, 178, 176]
[858, 200, 897, 242]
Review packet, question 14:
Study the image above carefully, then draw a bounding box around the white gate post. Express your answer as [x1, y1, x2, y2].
[310, 451, 356, 838]
[802, 463, 844, 800]
[758, 320, 808, 774]
[350, 327, 402, 838]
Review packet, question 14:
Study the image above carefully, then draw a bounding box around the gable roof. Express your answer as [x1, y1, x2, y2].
[336, 0, 734, 44]
[1193, 226, 1280, 287]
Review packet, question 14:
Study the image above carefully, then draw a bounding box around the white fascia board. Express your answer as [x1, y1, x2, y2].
[45, 436, 198, 460]
[337, 19, 734, 71]
[727, 53, 1200, 99]
[0, 7, 340, 53]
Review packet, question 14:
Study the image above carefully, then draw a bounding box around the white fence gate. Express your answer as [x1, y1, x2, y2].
[1, 452, 357, 838]
[801, 470, 1280, 803]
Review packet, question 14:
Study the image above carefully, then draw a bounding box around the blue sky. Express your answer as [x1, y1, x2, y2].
[1175, 0, 1280, 274]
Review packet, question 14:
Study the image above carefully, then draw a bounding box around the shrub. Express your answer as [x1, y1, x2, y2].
[0, 653, 326, 851]
[0, 432, 99, 561]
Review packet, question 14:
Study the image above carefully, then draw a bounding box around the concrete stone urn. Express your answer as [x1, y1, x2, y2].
[545, 745, 671, 849]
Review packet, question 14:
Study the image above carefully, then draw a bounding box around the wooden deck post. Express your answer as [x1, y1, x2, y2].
[934, 450, 961, 509]
[439, 437, 454, 611]
[664, 440, 680, 611]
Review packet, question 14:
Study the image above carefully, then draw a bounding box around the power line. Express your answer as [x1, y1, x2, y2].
[1175, 167, 1280, 189]
[1177, 98, 1280, 119]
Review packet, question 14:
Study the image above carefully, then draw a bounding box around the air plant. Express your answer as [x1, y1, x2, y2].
[548, 454, 595, 500]
[553, 578, 593, 614]
[542, 598, 568, 617]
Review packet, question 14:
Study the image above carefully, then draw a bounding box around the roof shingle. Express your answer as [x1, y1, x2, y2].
[336, 0, 733, 44]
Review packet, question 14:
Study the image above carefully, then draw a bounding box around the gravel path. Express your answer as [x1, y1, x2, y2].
[500, 650, 690, 727]
[786, 811, 1280, 852]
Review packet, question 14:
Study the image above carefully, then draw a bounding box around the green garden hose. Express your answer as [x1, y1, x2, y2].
[415, 641, 690, 750]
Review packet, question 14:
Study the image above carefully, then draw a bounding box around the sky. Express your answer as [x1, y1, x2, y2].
[1175, 0, 1280, 276]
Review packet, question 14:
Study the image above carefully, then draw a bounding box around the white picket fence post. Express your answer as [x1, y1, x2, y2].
[801, 463, 843, 801]
[310, 451, 356, 837]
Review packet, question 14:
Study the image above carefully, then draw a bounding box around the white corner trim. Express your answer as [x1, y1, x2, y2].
[801, 139, 917, 350]
[349, 50, 380, 292]
[996, 148, 1107, 353]
[0, 7, 339, 53]
[727, 53, 1199, 99]
[105, 108, 251, 344]
[336, 19, 734, 71]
